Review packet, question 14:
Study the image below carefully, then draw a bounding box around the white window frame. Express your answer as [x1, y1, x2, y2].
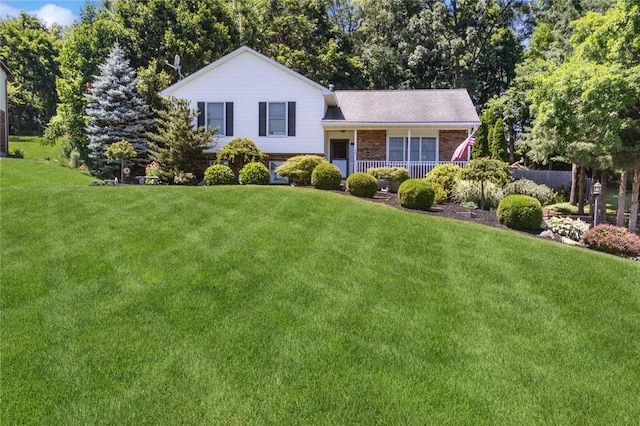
[388, 137, 405, 161]
[387, 136, 438, 162]
[269, 161, 288, 183]
[268, 102, 287, 136]
[206, 102, 225, 134]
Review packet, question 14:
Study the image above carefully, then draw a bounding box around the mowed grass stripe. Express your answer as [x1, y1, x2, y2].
[2, 161, 639, 424]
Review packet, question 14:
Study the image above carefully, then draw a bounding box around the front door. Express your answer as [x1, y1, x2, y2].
[330, 139, 349, 178]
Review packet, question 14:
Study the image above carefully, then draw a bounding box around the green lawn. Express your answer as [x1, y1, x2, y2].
[8, 135, 61, 160]
[1, 157, 639, 425]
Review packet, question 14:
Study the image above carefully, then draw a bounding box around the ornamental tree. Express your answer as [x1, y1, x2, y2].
[85, 42, 154, 177]
[216, 138, 266, 179]
[461, 158, 511, 210]
[105, 140, 136, 182]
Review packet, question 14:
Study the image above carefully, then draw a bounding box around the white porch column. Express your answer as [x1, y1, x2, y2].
[353, 128, 358, 172]
[407, 129, 412, 174]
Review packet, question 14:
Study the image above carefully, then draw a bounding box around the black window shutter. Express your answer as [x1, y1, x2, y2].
[259, 102, 267, 136]
[287, 102, 296, 136]
[225, 102, 233, 136]
[197, 102, 205, 128]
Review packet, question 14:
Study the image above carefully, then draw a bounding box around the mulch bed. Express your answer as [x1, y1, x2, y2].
[336, 190, 510, 230]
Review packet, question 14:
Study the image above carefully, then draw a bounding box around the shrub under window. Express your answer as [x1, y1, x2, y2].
[275, 155, 326, 185]
[346, 172, 378, 198]
[239, 162, 270, 185]
[311, 162, 342, 190]
[204, 164, 235, 185]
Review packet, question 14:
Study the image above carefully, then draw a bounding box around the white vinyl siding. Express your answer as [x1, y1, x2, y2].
[163, 50, 325, 154]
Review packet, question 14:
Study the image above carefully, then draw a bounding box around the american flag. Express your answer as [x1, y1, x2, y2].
[451, 131, 476, 161]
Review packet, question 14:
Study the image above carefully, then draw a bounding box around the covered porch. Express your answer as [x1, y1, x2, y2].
[323, 127, 473, 179]
[354, 160, 468, 178]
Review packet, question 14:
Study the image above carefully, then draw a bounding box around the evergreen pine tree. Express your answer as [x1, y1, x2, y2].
[85, 43, 154, 176]
[472, 122, 490, 159]
[148, 97, 217, 177]
[490, 118, 508, 161]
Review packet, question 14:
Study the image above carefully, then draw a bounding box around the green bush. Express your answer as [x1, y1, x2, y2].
[311, 162, 342, 190]
[453, 180, 504, 210]
[430, 181, 448, 204]
[546, 216, 590, 241]
[346, 172, 378, 198]
[275, 155, 326, 185]
[582, 224, 640, 258]
[398, 179, 435, 211]
[204, 164, 235, 185]
[461, 158, 511, 187]
[68, 149, 82, 169]
[239, 162, 270, 185]
[424, 164, 463, 201]
[496, 195, 543, 230]
[504, 179, 555, 206]
[173, 171, 197, 185]
[216, 137, 266, 176]
[367, 167, 410, 183]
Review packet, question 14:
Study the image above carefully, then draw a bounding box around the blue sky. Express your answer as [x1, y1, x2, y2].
[0, 1, 101, 27]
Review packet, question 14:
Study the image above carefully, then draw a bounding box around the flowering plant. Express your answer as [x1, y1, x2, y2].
[582, 224, 640, 258]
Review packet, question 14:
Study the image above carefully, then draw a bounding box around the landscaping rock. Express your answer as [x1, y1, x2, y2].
[539, 230, 556, 240]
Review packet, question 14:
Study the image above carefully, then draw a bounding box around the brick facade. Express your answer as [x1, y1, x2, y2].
[439, 130, 469, 161]
[357, 130, 387, 161]
[0, 110, 6, 156]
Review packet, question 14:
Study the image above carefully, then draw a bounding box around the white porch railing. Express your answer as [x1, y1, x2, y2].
[355, 161, 468, 178]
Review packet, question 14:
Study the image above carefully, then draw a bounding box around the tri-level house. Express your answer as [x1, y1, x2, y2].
[160, 46, 480, 182]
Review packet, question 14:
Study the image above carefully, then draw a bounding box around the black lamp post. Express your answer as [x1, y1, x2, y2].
[593, 180, 602, 226]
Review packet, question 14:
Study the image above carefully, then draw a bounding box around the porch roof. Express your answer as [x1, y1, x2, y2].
[322, 89, 480, 126]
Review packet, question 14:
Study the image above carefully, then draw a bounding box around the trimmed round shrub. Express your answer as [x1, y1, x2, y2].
[346, 172, 378, 198]
[582, 224, 640, 258]
[453, 179, 504, 210]
[275, 155, 326, 185]
[204, 164, 235, 185]
[367, 166, 410, 182]
[424, 164, 462, 201]
[504, 178, 555, 206]
[397, 179, 436, 211]
[311, 162, 342, 190]
[239, 162, 270, 185]
[496, 195, 543, 230]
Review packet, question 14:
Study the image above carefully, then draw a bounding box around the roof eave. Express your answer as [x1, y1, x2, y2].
[321, 120, 481, 128]
[160, 46, 331, 96]
[0, 61, 13, 79]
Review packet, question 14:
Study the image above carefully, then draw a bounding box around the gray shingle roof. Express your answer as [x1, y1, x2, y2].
[323, 89, 479, 124]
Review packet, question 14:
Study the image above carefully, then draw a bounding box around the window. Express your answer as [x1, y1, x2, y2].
[269, 161, 288, 184]
[268, 102, 286, 135]
[207, 102, 224, 133]
[389, 137, 437, 161]
[389, 137, 405, 161]
[197, 102, 233, 136]
[259, 102, 295, 137]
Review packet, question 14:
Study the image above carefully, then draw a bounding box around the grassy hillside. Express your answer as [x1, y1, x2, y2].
[1, 158, 639, 424]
